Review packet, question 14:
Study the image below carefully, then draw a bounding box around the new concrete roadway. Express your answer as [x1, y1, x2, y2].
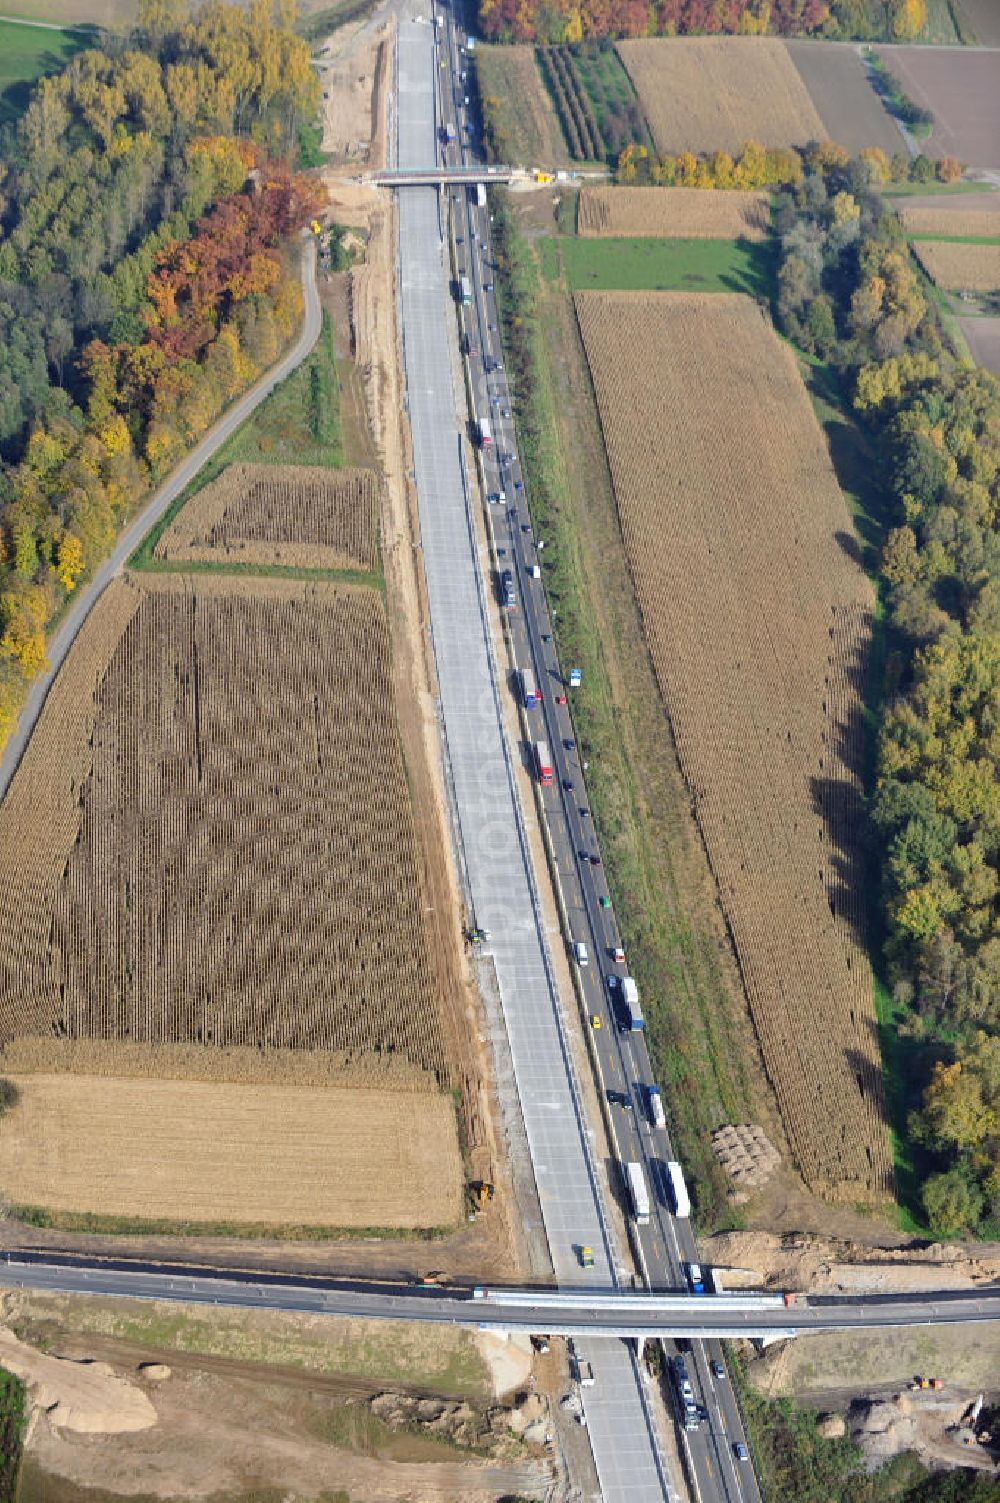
[394, 8, 674, 1501]
[0, 239, 321, 803]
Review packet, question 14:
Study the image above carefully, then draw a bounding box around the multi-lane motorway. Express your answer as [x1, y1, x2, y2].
[434, 8, 759, 1501]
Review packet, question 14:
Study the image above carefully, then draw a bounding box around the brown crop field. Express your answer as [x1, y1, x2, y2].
[783, 41, 902, 158]
[954, 0, 1000, 43]
[912, 240, 1000, 291]
[0, 1073, 462, 1228]
[617, 38, 825, 155]
[154, 463, 379, 572]
[476, 44, 571, 167]
[959, 316, 1000, 376]
[575, 290, 893, 1204]
[578, 187, 770, 240]
[895, 199, 1000, 238]
[0, 572, 451, 1087]
[874, 47, 1000, 169]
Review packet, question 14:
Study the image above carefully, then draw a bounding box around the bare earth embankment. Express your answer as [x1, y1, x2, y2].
[575, 290, 892, 1204]
[578, 187, 770, 240]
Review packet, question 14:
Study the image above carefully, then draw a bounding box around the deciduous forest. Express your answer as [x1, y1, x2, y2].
[0, 0, 322, 743]
[478, 0, 929, 44]
[765, 154, 1000, 1235]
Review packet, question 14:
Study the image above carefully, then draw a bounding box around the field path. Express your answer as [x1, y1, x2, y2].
[0, 238, 321, 805]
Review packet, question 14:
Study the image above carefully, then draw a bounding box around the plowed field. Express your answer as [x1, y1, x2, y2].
[873, 47, 1000, 169]
[617, 37, 825, 155]
[0, 573, 450, 1087]
[912, 240, 1000, 292]
[0, 1074, 462, 1229]
[575, 290, 893, 1203]
[155, 463, 379, 571]
[578, 187, 770, 240]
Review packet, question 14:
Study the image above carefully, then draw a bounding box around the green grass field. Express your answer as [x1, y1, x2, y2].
[0, 17, 92, 124]
[544, 234, 774, 300]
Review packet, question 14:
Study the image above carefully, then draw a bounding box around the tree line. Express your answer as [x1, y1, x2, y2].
[0, 0, 322, 744]
[617, 139, 962, 191]
[478, 0, 929, 44]
[767, 153, 1000, 1237]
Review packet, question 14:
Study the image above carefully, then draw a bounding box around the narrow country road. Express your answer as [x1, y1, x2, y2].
[0, 238, 321, 804]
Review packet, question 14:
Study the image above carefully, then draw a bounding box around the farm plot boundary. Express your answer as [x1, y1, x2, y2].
[153, 462, 380, 573]
[0, 1073, 463, 1230]
[912, 239, 1000, 292]
[578, 187, 770, 241]
[0, 572, 453, 1089]
[575, 288, 893, 1204]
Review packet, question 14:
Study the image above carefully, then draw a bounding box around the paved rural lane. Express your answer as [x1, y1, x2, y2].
[0, 238, 321, 803]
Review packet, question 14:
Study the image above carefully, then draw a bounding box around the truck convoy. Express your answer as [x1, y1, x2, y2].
[626, 1161, 650, 1225]
[519, 668, 539, 708]
[534, 741, 553, 786]
[613, 975, 644, 1032]
[665, 1160, 691, 1219]
[671, 1357, 702, 1431]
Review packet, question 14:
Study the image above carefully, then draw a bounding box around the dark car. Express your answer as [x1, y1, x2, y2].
[562, 778, 574, 792]
[606, 1089, 634, 1110]
[734, 1443, 749, 1462]
[589, 854, 601, 866]
[564, 738, 575, 751]
[711, 1360, 725, 1381]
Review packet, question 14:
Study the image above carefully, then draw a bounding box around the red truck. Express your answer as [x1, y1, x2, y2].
[534, 741, 553, 786]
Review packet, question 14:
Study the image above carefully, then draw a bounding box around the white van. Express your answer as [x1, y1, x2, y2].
[573, 942, 589, 967]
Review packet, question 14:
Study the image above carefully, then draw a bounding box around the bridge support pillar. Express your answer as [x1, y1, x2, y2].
[635, 1335, 646, 1363]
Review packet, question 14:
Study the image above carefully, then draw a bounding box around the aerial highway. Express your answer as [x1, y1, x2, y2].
[435, 7, 759, 1502]
[3, 1253, 1000, 1337]
[394, 7, 675, 1501]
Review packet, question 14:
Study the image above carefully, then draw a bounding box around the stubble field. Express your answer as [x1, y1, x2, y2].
[874, 47, 1000, 169]
[578, 187, 770, 240]
[0, 572, 450, 1084]
[617, 37, 825, 155]
[154, 463, 379, 572]
[0, 1074, 462, 1228]
[912, 239, 1000, 291]
[894, 194, 1000, 238]
[575, 289, 893, 1204]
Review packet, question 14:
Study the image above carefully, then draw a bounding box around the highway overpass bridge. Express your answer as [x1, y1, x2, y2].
[367, 166, 517, 187]
[2, 1255, 999, 1338]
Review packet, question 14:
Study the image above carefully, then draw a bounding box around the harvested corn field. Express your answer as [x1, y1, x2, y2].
[0, 573, 451, 1086]
[894, 195, 1000, 238]
[0, 1073, 462, 1229]
[617, 37, 825, 155]
[912, 240, 1000, 292]
[575, 290, 892, 1204]
[154, 463, 379, 572]
[578, 187, 770, 241]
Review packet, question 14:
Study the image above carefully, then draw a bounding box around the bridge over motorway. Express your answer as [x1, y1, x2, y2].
[2, 1256, 999, 1338]
[367, 165, 518, 187]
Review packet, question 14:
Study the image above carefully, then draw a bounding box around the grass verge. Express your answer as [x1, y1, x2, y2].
[13, 1205, 449, 1240]
[0, 17, 91, 125]
[0, 1367, 26, 1503]
[547, 234, 774, 298]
